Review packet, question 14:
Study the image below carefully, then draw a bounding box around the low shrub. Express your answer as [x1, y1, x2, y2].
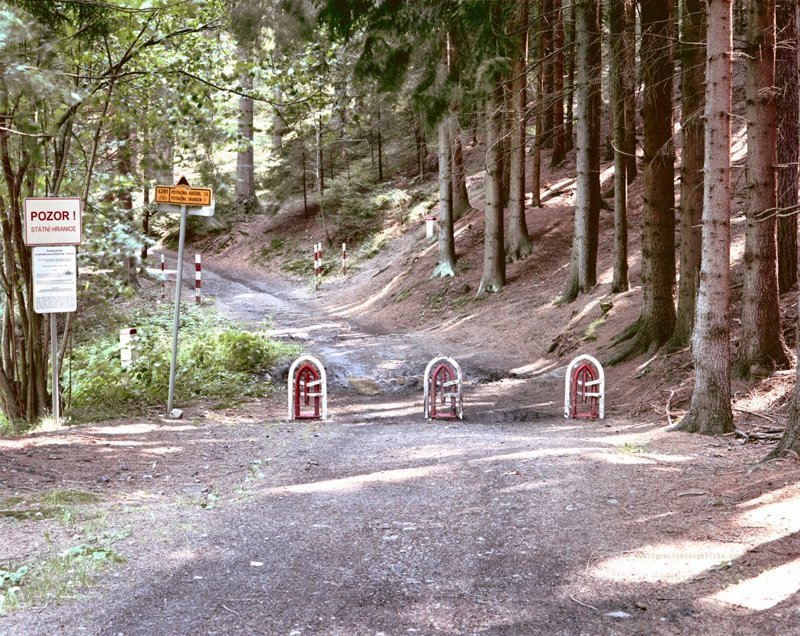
[68, 305, 298, 421]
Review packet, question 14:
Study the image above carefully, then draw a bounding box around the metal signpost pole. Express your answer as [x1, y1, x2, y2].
[51, 315, 59, 424]
[166, 204, 188, 415]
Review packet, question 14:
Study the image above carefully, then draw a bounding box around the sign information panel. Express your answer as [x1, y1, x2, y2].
[155, 185, 212, 206]
[32, 246, 77, 314]
[24, 197, 82, 246]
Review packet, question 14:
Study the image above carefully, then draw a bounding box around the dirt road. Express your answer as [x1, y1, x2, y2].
[1, 257, 797, 635]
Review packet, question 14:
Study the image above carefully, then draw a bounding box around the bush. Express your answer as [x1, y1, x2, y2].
[67, 305, 299, 421]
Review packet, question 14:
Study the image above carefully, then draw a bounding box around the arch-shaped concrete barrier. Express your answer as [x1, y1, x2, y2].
[288, 355, 328, 420]
[424, 356, 463, 420]
[564, 354, 604, 420]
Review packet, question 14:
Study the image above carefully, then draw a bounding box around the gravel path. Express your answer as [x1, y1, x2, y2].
[0, 256, 791, 636]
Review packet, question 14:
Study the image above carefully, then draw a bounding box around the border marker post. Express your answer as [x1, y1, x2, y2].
[195, 254, 202, 304]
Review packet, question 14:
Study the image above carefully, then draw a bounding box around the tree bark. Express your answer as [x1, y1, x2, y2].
[610, 0, 675, 361]
[478, 77, 506, 295]
[450, 121, 470, 218]
[673, 0, 706, 346]
[776, 0, 799, 293]
[235, 47, 257, 213]
[541, 0, 554, 149]
[678, 0, 734, 435]
[433, 118, 457, 278]
[551, 1, 567, 166]
[734, 0, 790, 377]
[531, 0, 544, 207]
[563, 0, 601, 302]
[507, 0, 532, 261]
[377, 108, 384, 181]
[624, 0, 638, 183]
[609, 0, 629, 294]
[564, 1, 575, 154]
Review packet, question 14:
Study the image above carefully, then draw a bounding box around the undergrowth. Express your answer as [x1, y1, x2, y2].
[67, 304, 299, 422]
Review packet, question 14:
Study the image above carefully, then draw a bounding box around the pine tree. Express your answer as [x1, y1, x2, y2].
[673, 0, 706, 345]
[506, 0, 532, 261]
[609, 0, 629, 294]
[563, 0, 601, 302]
[550, 1, 567, 167]
[610, 0, 675, 361]
[679, 0, 734, 435]
[776, 0, 799, 293]
[734, 0, 790, 377]
[478, 74, 507, 294]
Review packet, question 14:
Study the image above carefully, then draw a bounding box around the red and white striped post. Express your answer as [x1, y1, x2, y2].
[314, 242, 322, 290]
[341, 242, 347, 275]
[160, 254, 166, 301]
[195, 254, 202, 304]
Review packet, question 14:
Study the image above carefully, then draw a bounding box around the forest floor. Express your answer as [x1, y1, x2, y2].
[2, 145, 800, 633]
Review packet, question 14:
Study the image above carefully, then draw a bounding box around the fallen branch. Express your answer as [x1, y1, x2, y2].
[733, 407, 778, 424]
[754, 426, 786, 434]
[570, 594, 599, 612]
[736, 428, 783, 441]
[749, 432, 783, 440]
[221, 604, 255, 633]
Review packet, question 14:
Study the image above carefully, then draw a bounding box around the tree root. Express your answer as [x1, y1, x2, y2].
[430, 262, 455, 278]
[606, 316, 673, 366]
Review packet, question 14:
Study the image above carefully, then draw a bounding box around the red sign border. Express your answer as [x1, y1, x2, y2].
[24, 197, 83, 246]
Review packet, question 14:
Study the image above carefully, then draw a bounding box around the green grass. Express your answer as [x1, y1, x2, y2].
[619, 441, 645, 455]
[583, 316, 606, 341]
[0, 490, 102, 524]
[0, 530, 127, 615]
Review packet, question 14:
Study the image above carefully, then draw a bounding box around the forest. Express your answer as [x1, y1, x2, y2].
[4, 1, 800, 631]
[0, 0, 799, 455]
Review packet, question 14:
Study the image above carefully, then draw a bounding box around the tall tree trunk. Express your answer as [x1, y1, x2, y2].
[507, 0, 532, 261]
[624, 0, 638, 182]
[450, 124, 470, 218]
[541, 0, 554, 149]
[610, 0, 675, 361]
[377, 108, 384, 181]
[564, 1, 575, 153]
[673, 0, 706, 345]
[563, 0, 601, 302]
[478, 77, 506, 295]
[433, 118, 457, 278]
[678, 0, 734, 435]
[414, 116, 424, 181]
[531, 0, 544, 207]
[0, 118, 46, 425]
[301, 147, 308, 215]
[235, 47, 257, 213]
[271, 85, 284, 152]
[551, 2, 567, 166]
[734, 0, 790, 377]
[776, 0, 799, 293]
[315, 121, 331, 244]
[117, 124, 137, 287]
[610, 0, 629, 293]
